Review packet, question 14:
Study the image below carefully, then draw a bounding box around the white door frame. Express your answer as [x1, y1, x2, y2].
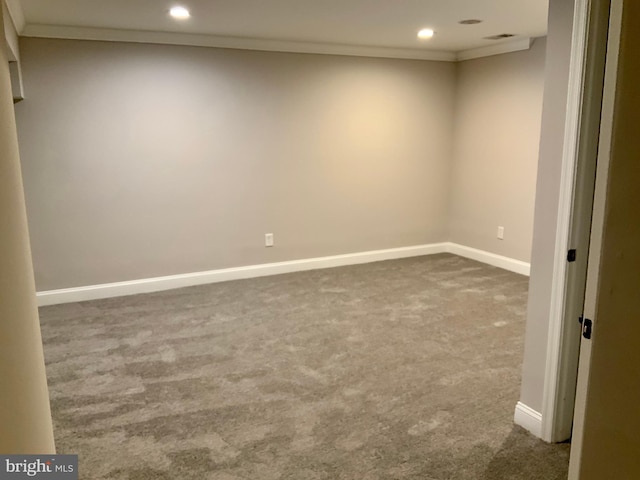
[541, 0, 613, 443]
[567, 0, 624, 475]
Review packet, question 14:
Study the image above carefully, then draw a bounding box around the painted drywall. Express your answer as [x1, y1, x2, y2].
[519, 0, 575, 414]
[16, 38, 457, 291]
[449, 38, 546, 263]
[0, 7, 55, 453]
[579, 1, 640, 475]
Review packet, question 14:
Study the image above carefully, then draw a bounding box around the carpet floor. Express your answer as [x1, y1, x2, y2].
[39, 253, 570, 479]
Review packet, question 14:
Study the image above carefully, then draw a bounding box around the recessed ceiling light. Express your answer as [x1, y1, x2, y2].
[417, 28, 435, 39]
[459, 19, 483, 25]
[170, 6, 191, 19]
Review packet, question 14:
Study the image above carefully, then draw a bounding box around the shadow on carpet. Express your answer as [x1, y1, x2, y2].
[482, 426, 570, 480]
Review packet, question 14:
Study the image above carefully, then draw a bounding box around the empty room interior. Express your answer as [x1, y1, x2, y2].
[2, 0, 592, 478]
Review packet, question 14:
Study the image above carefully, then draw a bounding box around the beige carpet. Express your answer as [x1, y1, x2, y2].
[39, 253, 570, 479]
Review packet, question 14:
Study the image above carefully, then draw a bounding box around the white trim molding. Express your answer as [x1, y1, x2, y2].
[542, 0, 600, 444]
[36, 242, 530, 306]
[445, 243, 531, 276]
[568, 0, 624, 476]
[21, 24, 458, 62]
[514, 402, 543, 438]
[21, 24, 536, 63]
[456, 38, 533, 62]
[37, 244, 448, 306]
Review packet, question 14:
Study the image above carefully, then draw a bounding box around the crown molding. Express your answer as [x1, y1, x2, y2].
[21, 24, 458, 62]
[21, 24, 536, 63]
[456, 37, 533, 61]
[4, 0, 25, 33]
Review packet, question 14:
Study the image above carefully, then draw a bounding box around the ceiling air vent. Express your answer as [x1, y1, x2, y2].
[484, 34, 516, 40]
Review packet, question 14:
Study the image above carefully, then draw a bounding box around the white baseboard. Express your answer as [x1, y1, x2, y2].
[36, 242, 531, 306]
[37, 243, 449, 306]
[445, 243, 531, 276]
[514, 401, 543, 438]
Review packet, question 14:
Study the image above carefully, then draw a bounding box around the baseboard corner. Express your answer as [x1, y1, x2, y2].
[445, 243, 531, 276]
[514, 401, 543, 438]
[37, 242, 532, 306]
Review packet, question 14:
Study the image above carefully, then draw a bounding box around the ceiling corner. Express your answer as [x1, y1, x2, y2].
[4, 0, 26, 33]
[456, 37, 533, 62]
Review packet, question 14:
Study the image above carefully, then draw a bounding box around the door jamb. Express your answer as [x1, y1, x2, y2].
[567, 0, 624, 474]
[541, 0, 612, 443]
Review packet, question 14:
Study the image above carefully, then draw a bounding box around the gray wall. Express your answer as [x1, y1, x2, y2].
[519, 0, 575, 413]
[16, 37, 546, 292]
[16, 38, 456, 291]
[449, 38, 546, 262]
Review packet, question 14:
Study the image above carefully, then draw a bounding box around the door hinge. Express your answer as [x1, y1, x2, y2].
[567, 249, 577, 262]
[582, 318, 593, 340]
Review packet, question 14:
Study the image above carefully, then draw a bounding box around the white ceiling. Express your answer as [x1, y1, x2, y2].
[16, 0, 548, 58]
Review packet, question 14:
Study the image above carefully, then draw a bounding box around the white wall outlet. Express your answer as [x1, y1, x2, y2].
[497, 226, 505, 240]
[265, 233, 274, 247]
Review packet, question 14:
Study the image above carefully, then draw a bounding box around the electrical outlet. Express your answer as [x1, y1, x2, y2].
[265, 233, 274, 247]
[497, 226, 505, 240]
